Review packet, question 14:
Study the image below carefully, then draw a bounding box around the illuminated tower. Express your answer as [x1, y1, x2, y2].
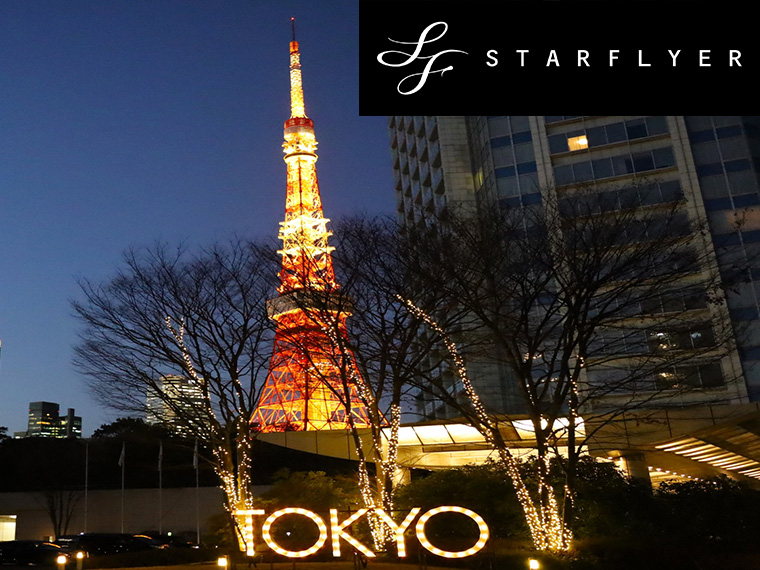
[251, 23, 371, 432]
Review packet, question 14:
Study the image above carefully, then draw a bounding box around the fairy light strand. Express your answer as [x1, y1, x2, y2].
[399, 297, 572, 551]
[316, 316, 401, 550]
[165, 315, 256, 551]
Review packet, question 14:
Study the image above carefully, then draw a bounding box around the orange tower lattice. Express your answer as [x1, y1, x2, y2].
[251, 24, 371, 432]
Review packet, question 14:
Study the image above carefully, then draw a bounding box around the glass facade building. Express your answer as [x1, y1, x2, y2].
[389, 116, 760, 421]
[25, 401, 82, 438]
[146, 375, 206, 437]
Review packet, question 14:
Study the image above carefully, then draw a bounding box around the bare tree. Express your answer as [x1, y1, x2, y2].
[277, 215, 461, 552]
[72, 239, 278, 548]
[35, 489, 82, 539]
[398, 185, 750, 551]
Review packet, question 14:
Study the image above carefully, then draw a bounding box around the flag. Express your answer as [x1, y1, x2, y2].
[158, 441, 163, 472]
[118, 442, 125, 467]
[192, 439, 199, 470]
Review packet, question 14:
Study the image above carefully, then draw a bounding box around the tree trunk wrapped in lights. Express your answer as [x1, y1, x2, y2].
[396, 188, 751, 552]
[401, 297, 572, 551]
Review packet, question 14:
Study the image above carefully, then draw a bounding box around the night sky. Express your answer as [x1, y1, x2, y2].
[0, 1, 394, 435]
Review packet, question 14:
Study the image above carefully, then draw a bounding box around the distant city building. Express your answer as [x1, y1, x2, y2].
[146, 375, 205, 436]
[59, 408, 83, 439]
[23, 402, 82, 438]
[27, 401, 60, 438]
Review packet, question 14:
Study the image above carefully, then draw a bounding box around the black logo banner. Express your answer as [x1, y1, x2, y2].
[360, 1, 759, 115]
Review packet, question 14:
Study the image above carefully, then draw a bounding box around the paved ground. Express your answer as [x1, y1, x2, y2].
[81, 562, 449, 570]
[0, 559, 450, 570]
[118, 564, 445, 570]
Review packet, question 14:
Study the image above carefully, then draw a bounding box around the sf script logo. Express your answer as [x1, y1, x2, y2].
[376, 22, 468, 95]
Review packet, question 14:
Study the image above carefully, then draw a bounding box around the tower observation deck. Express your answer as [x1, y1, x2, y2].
[251, 23, 371, 432]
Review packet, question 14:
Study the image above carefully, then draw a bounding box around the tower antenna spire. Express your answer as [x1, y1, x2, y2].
[291, 17, 296, 42]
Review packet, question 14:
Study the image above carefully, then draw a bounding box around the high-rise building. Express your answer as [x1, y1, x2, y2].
[27, 401, 60, 438]
[251, 27, 371, 431]
[145, 375, 205, 436]
[59, 408, 83, 439]
[24, 401, 81, 438]
[389, 116, 760, 481]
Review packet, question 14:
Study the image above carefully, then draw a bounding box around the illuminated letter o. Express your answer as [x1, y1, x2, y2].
[262, 508, 328, 558]
[415, 506, 490, 558]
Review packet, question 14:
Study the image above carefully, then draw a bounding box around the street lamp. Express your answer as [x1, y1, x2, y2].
[528, 559, 541, 570]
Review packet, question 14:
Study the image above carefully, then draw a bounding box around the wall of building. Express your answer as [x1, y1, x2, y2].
[0, 487, 227, 541]
[391, 115, 760, 420]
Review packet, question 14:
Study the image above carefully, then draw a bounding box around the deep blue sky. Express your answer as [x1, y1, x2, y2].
[0, 1, 394, 435]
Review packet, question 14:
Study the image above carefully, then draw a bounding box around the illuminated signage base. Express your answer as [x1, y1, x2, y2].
[235, 506, 489, 559]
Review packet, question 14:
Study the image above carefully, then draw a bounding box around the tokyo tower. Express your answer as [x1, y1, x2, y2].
[251, 22, 371, 432]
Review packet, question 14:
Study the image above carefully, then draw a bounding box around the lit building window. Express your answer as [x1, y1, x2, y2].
[567, 135, 589, 151]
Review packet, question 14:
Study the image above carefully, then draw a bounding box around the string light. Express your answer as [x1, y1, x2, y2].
[165, 315, 258, 551]
[415, 506, 489, 559]
[288, 39, 306, 118]
[235, 510, 265, 556]
[374, 508, 420, 557]
[261, 508, 328, 558]
[251, 30, 371, 433]
[330, 509, 375, 558]
[400, 297, 572, 552]
[309, 315, 402, 551]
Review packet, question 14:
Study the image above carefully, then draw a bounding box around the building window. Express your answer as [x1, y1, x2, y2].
[632, 152, 655, 172]
[572, 161, 593, 182]
[646, 116, 669, 136]
[544, 115, 581, 124]
[554, 146, 676, 186]
[725, 158, 751, 173]
[567, 135, 589, 151]
[730, 307, 759, 321]
[512, 130, 532, 145]
[591, 158, 614, 179]
[492, 145, 515, 167]
[549, 117, 669, 156]
[626, 119, 649, 140]
[517, 161, 538, 174]
[497, 176, 519, 197]
[656, 363, 724, 390]
[647, 324, 715, 352]
[652, 147, 675, 169]
[549, 134, 569, 154]
[554, 165, 574, 186]
[491, 135, 512, 148]
[733, 193, 760, 208]
[495, 166, 516, 178]
[514, 142, 534, 162]
[690, 129, 716, 143]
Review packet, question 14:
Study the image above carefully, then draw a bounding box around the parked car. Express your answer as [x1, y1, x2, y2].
[55, 533, 159, 557]
[140, 532, 196, 548]
[0, 540, 65, 565]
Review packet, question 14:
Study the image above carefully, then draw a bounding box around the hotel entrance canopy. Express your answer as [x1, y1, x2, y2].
[257, 404, 760, 487]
